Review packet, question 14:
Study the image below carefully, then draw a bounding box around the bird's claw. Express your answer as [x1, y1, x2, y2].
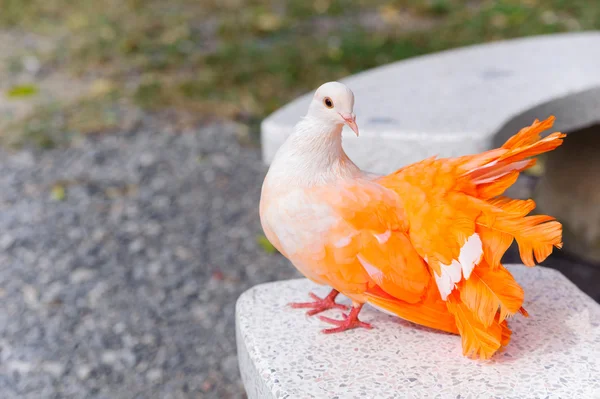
[288, 290, 348, 316]
[318, 306, 373, 334]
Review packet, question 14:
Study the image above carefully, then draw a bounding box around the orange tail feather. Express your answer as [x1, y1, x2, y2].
[462, 116, 566, 200]
[365, 283, 459, 335]
[446, 291, 507, 360]
[459, 261, 524, 327]
[475, 198, 563, 267]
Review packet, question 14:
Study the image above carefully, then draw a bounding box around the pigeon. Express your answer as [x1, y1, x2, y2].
[259, 81, 564, 359]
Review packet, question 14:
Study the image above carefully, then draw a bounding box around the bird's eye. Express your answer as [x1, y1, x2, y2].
[324, 97, 334, 109]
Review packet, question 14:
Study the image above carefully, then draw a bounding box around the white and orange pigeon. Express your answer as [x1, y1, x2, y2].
[259, 81, 564, 359]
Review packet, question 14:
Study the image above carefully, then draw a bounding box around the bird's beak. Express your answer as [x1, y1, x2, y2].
[340, 112, 359, 136]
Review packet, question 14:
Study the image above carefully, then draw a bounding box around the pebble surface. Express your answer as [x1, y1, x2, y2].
[0, 119, 298, 398]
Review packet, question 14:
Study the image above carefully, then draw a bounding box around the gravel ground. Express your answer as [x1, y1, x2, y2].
[0, 117, 598, 399]
[0, 119, 298, 398]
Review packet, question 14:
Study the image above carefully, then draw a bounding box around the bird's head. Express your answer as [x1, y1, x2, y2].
[306, 81, 359, 136]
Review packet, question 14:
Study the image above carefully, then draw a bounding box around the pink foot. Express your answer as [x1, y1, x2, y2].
[288, 289, 348, 316]
[318, 304, 373, 334]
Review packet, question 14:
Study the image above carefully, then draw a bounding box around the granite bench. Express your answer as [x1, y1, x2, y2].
[236, 265, 600, 398]
[260, 32, 600, 174]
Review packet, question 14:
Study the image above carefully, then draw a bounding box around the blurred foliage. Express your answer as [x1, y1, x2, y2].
[2, 92, 128, 149]
[6, 84, 39, 98]
[256, 234, 278, 254]
[0, 0, 598, 144]
[50, 183, 66, 201]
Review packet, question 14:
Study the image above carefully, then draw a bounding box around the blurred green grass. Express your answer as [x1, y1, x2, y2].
[1, 0, 598, 146]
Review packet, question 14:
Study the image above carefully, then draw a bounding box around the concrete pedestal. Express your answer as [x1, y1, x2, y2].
[236, 265, 600, 398]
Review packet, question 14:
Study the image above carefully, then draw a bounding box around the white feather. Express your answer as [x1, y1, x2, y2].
[357, 254, 384, 282]
[435, 260, 462, 300]
[334, 235, 352, 248]
[266, 190, 338, 257]
[431, 233, 483, 300]
[373, 230, 391, 245]
[434, 271, 453, 301]
[458, 233, 483, 280]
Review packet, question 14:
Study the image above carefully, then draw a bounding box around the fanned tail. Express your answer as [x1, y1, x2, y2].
[458, 116, 564, 267]
[373, 116, 565, 360]
[445, 116, 565, 358]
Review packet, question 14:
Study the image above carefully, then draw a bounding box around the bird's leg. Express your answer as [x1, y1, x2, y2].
[288, 289, 348, 316]
[318, 303, 373, 334]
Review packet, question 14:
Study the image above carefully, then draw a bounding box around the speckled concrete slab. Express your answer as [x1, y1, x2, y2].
[261, 32, 600, 174]
[236, 265, 600, 398]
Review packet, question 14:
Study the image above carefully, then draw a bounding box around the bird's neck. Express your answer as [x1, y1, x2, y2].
[266, 117, 360, 188]
[286, 117, 347, 163]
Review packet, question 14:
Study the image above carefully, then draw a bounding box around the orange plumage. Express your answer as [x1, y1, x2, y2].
[260, 82, 564, 360]
[367, 117, 563, 359]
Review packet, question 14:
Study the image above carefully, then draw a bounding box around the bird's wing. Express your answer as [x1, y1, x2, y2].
[263, 179, 432, 302]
